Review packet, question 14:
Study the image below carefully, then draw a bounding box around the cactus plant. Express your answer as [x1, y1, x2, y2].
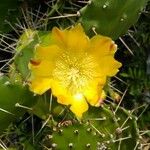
[42, 104, 139, 150]
[79, 0, 148, 39]
[0, 1, 149, 149]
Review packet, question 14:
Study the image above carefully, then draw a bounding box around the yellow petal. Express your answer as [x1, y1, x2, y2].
[51, 80, 73, 105]
[35, 45, 61, 61]
[98, 56, 122, 77]
[88, 35, 117, 57]
[95, 90, 106, 107]
[29, 77, 51, 95]
[83, 77, 106, 106]
[52, 27, 68, 48]
[52, 24, 89, 51]
[70, 93, 88, 118]
[29, 45, 60, 78]
[67, 24, 89, 50]
[29, 60, 54, 77]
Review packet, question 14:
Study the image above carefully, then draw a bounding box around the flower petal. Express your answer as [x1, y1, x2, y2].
[52, 27, 67, 48]
[29, 45, 61, 77]
[88, 35, 117, 57]
[95, 90, 106, 107]
[35, 45, 61, 61]
[52, 24, 89, 51]
[83, 77, 106, 106]
[67, 24, 89, 50]
[29, 77, 51, 95]
[29, 60, 54, 77]
[51, 80, 73, 105]
[98, 56, 122, 77]
[70, 94, 88, 118]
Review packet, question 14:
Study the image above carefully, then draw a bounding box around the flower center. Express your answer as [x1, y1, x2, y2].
[52, 51, 99, 94]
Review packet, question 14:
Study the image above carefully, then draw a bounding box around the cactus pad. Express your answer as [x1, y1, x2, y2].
[0, 75, 36, 133]
[79, 0, 147, 39]
[43, 104, 139, 150]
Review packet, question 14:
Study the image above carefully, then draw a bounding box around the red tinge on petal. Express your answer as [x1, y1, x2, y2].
[30, 59, 41, 66]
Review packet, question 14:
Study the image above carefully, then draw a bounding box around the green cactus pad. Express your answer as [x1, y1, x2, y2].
[46, 104, 138, 150]
[50, 122, 101, 149]
[79, 0, 147, 39]
[0, 75, 36, 133]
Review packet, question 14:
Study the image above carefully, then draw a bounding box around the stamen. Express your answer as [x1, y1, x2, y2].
[53, 52, 98, 94]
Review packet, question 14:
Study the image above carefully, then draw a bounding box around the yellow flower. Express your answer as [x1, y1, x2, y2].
[28, 24, 122, 118]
